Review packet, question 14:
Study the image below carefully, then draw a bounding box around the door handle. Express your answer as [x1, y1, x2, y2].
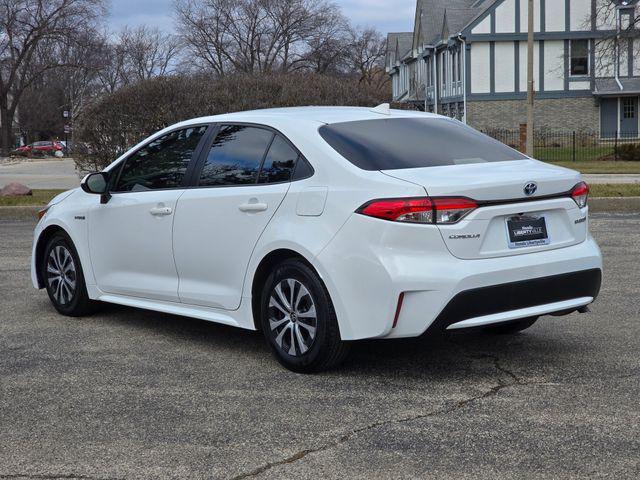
[238, 202, 268, 213]
[149, 206, 173, 216]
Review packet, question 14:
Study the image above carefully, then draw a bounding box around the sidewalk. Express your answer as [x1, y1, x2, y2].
[0, 158, 79, 189]
[583, 174, 640, 184]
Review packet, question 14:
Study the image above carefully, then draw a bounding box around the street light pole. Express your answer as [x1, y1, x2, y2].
[526, 0, 535, 156]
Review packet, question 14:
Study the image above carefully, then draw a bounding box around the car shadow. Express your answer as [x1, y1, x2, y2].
[88, 302, 586, 379]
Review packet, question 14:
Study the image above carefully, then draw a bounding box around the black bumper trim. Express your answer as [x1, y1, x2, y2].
[427, 268, 602, 333]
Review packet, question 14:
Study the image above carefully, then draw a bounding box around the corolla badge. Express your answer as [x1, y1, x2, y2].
[449, 234, 481, 240]
[523, 182, 538, 196]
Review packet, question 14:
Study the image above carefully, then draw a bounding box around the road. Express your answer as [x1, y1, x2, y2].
[0, 158, 79, 189]
[0, 216, 639, 479]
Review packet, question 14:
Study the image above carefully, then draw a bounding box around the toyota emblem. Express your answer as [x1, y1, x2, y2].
[524, 182, 538, 196]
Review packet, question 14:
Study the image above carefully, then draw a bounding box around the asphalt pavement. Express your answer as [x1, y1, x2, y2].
[0, 215, 638, 479]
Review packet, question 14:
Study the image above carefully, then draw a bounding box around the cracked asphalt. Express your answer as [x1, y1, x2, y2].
[1, 215, 639, 480]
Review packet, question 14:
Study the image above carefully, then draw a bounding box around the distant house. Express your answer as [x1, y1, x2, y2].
[386, 0, 640, 138]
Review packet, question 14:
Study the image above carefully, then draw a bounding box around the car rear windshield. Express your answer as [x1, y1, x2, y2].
[318, 117, 527, 171]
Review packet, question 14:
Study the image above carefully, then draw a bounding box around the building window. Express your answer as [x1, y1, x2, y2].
[570, 40, 589, 76]
[452, 50, 457, 82]
[620, 8, 634, 30]
[442, 52, 447, 86]
[623, 98, 636, 119]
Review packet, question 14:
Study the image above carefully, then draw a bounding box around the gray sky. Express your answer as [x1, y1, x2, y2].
[109, 0, 416, 34]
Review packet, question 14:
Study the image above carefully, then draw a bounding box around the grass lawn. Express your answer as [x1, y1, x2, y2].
[547, 160, 640, 174]
[0, 189, 65, 207]
[535, 146, 614, 163]
[589, 184, 640, 197]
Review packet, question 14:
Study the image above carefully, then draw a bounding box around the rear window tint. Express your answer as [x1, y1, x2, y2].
[318, 117, 526, 171]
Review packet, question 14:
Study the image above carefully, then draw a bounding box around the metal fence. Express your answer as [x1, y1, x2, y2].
[480, 129, 640, 162]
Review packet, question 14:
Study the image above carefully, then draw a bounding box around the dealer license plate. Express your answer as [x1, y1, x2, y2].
[506, 215, 550, 249]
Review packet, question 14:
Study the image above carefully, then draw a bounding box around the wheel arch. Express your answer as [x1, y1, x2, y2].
[250, 248, 317, 331]
[34, 224, 70, 288]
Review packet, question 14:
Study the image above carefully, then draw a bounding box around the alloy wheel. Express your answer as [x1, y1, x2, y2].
[268, 278, 318, 356]
[46, 245, 77, 305]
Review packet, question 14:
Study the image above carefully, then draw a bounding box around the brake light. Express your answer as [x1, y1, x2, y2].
[357, 197, 477, 224]
[571, 182, 589, 208]
[357, 198, 433, 223]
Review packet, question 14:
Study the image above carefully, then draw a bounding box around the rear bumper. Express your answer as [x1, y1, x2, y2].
[315, 214, 603, 340]
[430, 269, 601, 333]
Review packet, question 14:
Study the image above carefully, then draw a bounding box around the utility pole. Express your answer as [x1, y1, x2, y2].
[526, 0, 535, 156]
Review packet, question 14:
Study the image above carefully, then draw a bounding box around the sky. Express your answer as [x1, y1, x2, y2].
[109, 0, 416, 35]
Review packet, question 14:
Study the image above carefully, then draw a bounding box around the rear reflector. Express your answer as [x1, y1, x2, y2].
[392, 292, 405, 328]
[357, 197, 477, 224]
[571, 182, 589, 208]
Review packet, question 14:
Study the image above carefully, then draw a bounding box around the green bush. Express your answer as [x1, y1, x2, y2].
[614, 144, 640, 161]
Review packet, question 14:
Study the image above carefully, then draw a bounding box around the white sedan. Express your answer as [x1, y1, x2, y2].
[32, 106, 603, 372]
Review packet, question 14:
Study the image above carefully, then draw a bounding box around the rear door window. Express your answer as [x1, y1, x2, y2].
[258, 135, 298, 184]
[198, 125, 274, 186]
[319, 117, 526, 171]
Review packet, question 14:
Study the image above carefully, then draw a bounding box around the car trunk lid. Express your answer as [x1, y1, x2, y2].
[382, 160, 588, 260]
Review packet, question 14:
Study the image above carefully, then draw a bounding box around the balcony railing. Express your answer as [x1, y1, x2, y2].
[426, 85, 435, 102]
[441, 80, 463, 99]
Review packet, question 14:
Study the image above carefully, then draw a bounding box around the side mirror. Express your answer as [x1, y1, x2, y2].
[81, 172, 111, 203]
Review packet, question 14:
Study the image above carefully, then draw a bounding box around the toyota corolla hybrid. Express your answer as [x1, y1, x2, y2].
[32, 106, 602, 372]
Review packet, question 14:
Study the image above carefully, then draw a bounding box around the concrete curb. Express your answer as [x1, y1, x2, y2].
[1, 198, 638, 221]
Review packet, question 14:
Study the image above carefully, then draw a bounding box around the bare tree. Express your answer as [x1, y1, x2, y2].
[345, 26, 389, 92]
[57, 34, 106, 126]
[0, 0, 106, 154]
[173, 0, 347, 75]
[294, 7, 350, 73]
[119, 25, 182, 81]
[94, 40, 129, 94]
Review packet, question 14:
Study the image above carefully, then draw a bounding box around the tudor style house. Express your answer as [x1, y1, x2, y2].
[386, 0, 640, 138]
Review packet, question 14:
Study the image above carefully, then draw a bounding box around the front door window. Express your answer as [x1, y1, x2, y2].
[113, 126, 207, 192]
[623, 98, 636, 119]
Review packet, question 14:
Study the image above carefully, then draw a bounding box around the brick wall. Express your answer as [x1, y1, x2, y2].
[466, 97, 600, 132]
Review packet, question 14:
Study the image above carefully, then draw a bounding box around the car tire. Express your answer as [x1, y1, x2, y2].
[484, 317, 538, 335]
[41, 232, 97, 317]
[260, 259, 350, 373]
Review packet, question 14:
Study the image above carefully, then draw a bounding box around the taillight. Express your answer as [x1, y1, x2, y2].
[433, 197, 477, 224]
[571, 182, 589, 208]
[356, 197, 477, 224]
[357, 198, 434, 223]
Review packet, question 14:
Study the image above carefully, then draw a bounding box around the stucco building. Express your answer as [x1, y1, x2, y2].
[386, 0, 640, 138]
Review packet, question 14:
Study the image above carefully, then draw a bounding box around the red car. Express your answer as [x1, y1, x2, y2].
[14, 141, 65, 156]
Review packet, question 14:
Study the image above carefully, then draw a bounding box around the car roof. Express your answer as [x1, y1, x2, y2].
[104, 106, 448, 173]
[175, 106, 442, 128]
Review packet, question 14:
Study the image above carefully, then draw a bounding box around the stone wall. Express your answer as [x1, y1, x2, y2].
[466, 97, 600, 132]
